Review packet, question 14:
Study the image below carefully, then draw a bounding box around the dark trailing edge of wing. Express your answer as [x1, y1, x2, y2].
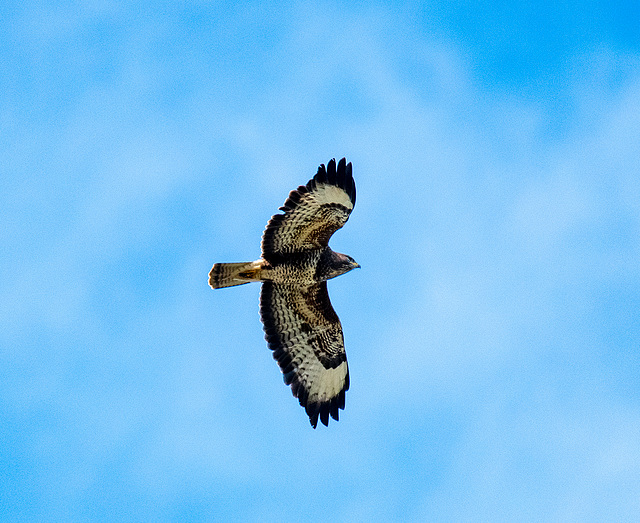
[260, 282, 350, 428]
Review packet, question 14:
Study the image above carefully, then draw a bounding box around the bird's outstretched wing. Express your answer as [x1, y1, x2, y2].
[260, 281, 349, 428]
[261, 158, 356, 260]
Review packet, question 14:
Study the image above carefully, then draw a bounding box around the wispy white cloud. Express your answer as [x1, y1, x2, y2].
[2, 2, 640, 520]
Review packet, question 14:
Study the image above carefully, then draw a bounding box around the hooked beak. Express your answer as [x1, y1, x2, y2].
[352, 262, 361, 269]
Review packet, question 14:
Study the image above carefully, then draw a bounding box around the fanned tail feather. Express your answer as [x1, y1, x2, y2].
[208, 261, 261, 289]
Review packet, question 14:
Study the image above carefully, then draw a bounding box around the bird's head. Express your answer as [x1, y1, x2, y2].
[344, 255, 361, 271]
[329, 252, 360, 278]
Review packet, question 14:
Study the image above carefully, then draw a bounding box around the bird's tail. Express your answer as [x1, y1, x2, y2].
[208, 261, 262, 289]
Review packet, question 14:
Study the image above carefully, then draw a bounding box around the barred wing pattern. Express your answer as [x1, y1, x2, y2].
[260, 281, 349, 428]
[261, 158, 356, 259]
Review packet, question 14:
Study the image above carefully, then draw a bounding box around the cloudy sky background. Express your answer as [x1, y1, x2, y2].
[2, 1, 640, 520]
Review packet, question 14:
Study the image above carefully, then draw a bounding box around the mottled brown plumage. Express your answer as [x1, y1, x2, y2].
[208, 158, 358, 427]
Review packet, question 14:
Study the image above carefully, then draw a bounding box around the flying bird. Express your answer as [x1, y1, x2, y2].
[209, 158, 359, 428]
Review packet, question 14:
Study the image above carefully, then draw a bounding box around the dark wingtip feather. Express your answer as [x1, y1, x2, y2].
[345, 161, 355, 207]
[315, 163, 327, 184]
[330, 401, 339, 421]
[307, 402, 321, 429]
[326, 158, 337, 183]
[309, 157, 356, 208]
[336, 158, 346, 185]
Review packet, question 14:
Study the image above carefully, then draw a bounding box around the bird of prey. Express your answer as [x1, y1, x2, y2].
[209, 158, 359, 428]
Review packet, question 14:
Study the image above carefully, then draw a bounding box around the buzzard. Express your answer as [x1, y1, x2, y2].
[209, 158, 359, 428]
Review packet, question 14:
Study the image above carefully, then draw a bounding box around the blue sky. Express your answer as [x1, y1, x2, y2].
[2, 1, 640, 521]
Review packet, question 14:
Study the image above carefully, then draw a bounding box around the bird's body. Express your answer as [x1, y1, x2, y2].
[208, 158, 358, 428]
[209, 247, 355, 287]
